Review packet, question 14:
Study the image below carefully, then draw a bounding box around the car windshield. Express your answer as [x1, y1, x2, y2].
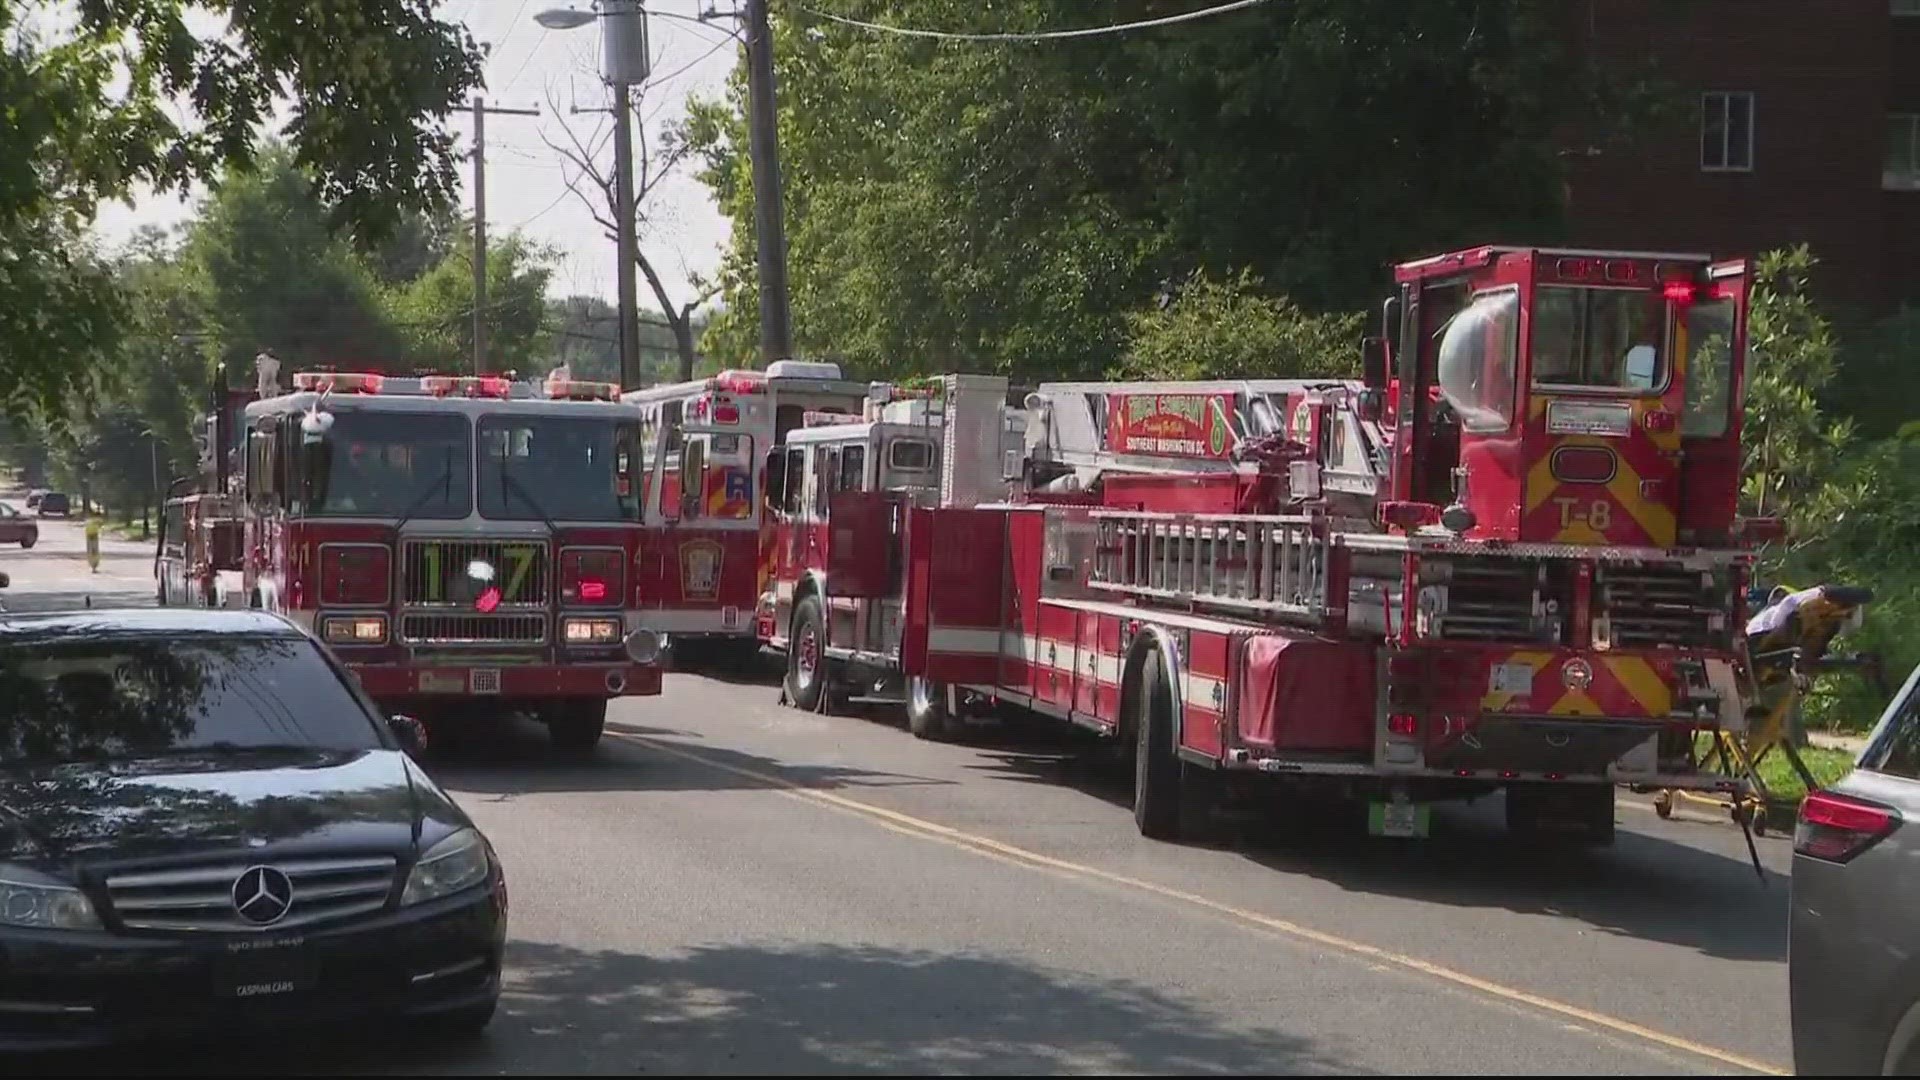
[476, 414, 640, 522]
[0, 637, 383, 767]
[303, 410, 472, 519]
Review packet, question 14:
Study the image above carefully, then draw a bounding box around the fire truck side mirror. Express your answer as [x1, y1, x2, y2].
[764, 449, 785, 507]
[1361, 336, 1391, 390]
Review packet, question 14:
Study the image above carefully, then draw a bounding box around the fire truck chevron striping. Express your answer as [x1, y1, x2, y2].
[760, 245, 1773, 845]
[193, 370, 666, 751]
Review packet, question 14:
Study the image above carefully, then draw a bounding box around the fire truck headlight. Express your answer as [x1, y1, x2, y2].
[623, 627, 663, 665]
[563, 617, 623, 645]
[323, 615, 386, 644]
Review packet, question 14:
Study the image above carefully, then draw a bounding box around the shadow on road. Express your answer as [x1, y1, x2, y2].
[424, 715, 957, 799]
[34, 941, 1345, 1075]
[964, 742, 1789, 965]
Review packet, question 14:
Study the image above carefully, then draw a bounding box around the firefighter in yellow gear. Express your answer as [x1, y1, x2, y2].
[84, 516, 101, 573]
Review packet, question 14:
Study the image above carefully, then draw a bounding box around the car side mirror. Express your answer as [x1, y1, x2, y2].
[387, 714, 427, 753]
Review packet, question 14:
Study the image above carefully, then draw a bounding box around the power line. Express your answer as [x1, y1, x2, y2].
[793, 0, 1270, 42]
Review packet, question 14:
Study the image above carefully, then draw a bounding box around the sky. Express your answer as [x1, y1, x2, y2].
[86, 0, 741, 315]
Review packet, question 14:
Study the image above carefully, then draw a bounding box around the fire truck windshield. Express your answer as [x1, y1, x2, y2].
[304, 411, 471, 519]
[477, 414, 640, 522]
[1529, 286, 1667, 392]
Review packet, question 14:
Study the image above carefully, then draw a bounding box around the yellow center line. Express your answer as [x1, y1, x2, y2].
[611, 730, 1788, 1076]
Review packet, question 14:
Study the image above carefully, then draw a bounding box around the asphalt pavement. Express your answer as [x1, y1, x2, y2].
[6, 513, 1799, 1075]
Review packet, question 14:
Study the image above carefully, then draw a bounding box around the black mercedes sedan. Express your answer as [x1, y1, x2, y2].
[0, 608, 507, 1051]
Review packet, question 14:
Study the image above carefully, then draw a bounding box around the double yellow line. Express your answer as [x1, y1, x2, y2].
[612, 730, 1788, 1076]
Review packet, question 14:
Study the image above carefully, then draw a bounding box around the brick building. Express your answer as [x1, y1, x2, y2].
[1561, 0, 1920, 305]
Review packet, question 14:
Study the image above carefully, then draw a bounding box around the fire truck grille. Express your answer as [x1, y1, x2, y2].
[400, 612, 548, 645]
[1596, 564, 1733, 650]
[402, 539, 549, 607]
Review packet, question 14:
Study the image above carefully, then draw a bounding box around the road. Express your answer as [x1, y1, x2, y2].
[8, 513, 1797, 1075]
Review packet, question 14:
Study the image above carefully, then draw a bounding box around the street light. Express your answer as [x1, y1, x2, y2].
[533, 2, 649, 390]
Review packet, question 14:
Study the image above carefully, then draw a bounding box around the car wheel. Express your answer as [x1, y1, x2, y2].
[412, 1000, 496, 1043]
[548, 698, 608, 751]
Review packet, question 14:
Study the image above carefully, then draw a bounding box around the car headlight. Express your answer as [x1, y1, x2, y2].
[401, 828, 491, 906]
[0, 865, 100, 930]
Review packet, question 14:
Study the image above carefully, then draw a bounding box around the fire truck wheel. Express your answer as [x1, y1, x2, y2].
[1132, 653, 1184, 841]
[907, 676, 957, 742]
[785, 595, 829, 712]
[19, 535, 32, 549]
[548, 698, 608, 751]
[1505, 782, 1616, 847]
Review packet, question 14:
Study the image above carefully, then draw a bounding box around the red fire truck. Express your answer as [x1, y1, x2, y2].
[620, 359, 869, 665]
[761, 245, 1772, 844]
[238, 370, 665, 750]
[155, 386, 256, 609]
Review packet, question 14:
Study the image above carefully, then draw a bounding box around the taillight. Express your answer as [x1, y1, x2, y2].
[1795, 789, 1899, 863]
[1388, 713, 1419, 737]
[319, 546, 390, 606]
[561, 548, 624, 606]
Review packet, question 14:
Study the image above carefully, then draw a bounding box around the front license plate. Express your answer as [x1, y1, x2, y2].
[1368, 801, 1431, 839]
[1490, 662, 1535, 696]
[418, 670, 464, 694]
[215, 945, 314, 1000]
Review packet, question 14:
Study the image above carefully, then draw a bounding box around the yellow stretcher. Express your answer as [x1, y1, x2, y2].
[1652, 584, 1881, 836]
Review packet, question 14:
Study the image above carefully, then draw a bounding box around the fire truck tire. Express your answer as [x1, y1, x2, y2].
[907, 676, 958, 742]
[548, 699, 608, 751]
[1505, 782, 1616, 847]
[1132, 653, 1185, 841]
[785, 595, 830, 712]
[19, 535, 32, 549]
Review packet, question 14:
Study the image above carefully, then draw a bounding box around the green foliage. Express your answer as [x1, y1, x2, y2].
[687, 0, 1659, 378]
[1742, 246, 1854, 524]
[0, 0, 482, 419]
[386, 234, 556, 375]
[1114, 270, 1362, 382]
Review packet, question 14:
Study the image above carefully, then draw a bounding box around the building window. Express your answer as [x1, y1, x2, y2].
[1889, 114, 1920, 191]
[1701, 92, 1754, 172]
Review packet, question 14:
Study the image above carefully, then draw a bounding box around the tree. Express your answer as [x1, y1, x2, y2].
[0, 0, 483, 415]
[684, 0, 1657, 380]
[385, 232, 557, 374]
[541, 85, 719, 382]
[1115, 270, 1362, 382]
[1742, 246, 1854, 525]
[186, 146, 411, 379]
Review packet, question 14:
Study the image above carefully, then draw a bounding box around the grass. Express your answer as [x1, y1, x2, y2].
[1694, 732, 1859, 802]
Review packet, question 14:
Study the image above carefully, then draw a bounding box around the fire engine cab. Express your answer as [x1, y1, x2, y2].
[620, 359, 869, 665]
[238, 370, 665, 750]
[761, 245, 1768, 845]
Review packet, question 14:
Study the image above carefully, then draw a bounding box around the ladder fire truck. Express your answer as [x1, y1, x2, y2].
[231, 370, 665, 750]
[620, 359, 869, 665]
[760, 245, 1773, 844]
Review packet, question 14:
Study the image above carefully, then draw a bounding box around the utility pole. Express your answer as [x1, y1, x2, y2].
[742, 0, 792, 366]
[468, 97, 541, 375]
[535, 1, 649, 389]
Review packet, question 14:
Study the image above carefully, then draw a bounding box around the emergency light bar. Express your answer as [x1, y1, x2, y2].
[421, 375, 513, 399]
[544, 378, 620, 401]
[803, 410, 863, 428]
[293, 371, 384, 394]
[708, 370, 768, 395]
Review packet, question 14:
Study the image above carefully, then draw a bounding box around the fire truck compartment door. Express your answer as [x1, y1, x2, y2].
[1236, 634, 1374, 751]
[901, 506, 1007, 686]
[827, 490, 902, 598]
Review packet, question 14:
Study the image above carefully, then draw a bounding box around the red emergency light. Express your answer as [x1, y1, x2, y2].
[423, 375, 513, 399]
[1661, 280, 1697, 304]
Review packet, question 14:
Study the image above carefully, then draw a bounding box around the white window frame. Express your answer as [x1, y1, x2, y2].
[1700, 91, 1755, 173]
[1887, 113, 1920, 192]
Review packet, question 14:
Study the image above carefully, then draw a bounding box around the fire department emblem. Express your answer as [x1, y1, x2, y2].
[680, 539, 724, 601]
